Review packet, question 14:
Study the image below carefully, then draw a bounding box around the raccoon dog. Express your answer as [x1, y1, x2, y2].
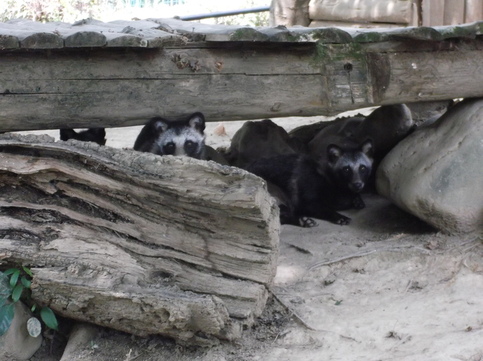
[59, 128, 106, 145]
[248, 139, 374, 227]
[133, 113, 206, 159]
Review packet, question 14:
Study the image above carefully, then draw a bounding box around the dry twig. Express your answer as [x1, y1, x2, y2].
[268, 288, 358, 342]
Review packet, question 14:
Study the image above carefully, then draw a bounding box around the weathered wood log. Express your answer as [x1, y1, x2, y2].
[0, 134, 279, 345]
[0, 18, 482, 131]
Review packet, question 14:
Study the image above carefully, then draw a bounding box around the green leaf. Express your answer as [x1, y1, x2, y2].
[31, 304, 37, 313]
[20, 276, 31, 289]
[22, 267, 33, 277]
[3, 269, 17, 276]
[9, 269, 20, 288]
[11, 284, 24, 302]
[0, 303, 15, 336]
[40, 307, 58, 331]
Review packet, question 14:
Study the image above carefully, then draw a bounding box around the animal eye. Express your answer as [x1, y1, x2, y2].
[360, 165, 367, 172]
[343, 166, 351, 173]
[185, 140, 196, 150]
[163, 142, 175, 154]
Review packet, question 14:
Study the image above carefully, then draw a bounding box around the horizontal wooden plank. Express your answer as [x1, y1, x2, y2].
[0, 34, 19, 49]
[368, 48, 483, 103]
[308, 0, 414, 25]
[0, 75, 327, 129]
[0, 29, 63, 49]
[0, 18, 186, 49]
[432, 21, 483, 39]
[0, 19, 482, 129]
[309, 20, 406, 28]
[0, 38, 481, 130]
[288, 26, 354, 43]
[0, 18, 481, 50]
[347, 26, 444, 42]
[64, 31, 107, 47]
[0, 36, 482, 130]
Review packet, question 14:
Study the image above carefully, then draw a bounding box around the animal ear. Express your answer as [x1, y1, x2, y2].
[360, 139, 374, 157]
[153, 119, 169, 133]
[327, 144, 342, 163]
[188, 113, 206, 132]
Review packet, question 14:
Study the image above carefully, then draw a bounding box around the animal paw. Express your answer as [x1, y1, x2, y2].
[335, 215, 351, 225]
[299, 217, 317, 228]
[353, 195, 365, 209]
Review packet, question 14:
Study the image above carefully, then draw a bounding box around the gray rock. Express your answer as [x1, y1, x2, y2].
[0, 302, 43, 360]
[406, 100, 453, 126]
[60, 322, 99, 361]
[376, 98, 483, 235]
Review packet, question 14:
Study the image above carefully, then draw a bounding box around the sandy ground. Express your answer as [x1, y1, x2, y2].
[19, 112, 483, 361]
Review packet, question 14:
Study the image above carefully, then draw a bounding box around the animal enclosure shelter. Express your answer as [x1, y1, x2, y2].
[0, 8, 482, 358]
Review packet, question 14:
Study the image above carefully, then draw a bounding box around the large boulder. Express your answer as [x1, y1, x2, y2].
[376, 98, 483, 235]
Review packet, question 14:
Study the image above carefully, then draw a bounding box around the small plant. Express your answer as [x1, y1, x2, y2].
[0, 266, 58, 336]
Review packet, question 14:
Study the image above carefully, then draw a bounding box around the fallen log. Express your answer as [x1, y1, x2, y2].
[0, 134, 279, 345]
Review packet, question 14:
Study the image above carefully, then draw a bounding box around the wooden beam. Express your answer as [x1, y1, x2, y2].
[0, 20, 482, 131]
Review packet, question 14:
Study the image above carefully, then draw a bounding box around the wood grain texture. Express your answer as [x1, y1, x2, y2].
[269, 0, 311, 27]
[0, 19, 481, 130]
[0, 18, 481, 49]
[422, 0, 445, 26]
[0, 134, 279, 344]
[443, 0, 465, 26]
[308, 0, 414, 24]
[465, 0, 483, 23]
[0, 36, 482, 130]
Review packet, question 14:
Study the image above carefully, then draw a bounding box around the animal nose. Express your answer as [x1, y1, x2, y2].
[352, 182, 364, 191]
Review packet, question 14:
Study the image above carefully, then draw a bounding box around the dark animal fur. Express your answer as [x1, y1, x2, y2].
[293, 104, 414, 165]
[225, 119, 305, 169]
[248, 139, 374, 227]
[59, 128, 106, 145]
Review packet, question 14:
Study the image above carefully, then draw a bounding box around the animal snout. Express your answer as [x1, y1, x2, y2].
[352, 182, 364, 191]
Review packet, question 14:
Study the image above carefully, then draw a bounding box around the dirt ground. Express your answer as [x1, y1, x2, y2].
[21, 112, 483, 361]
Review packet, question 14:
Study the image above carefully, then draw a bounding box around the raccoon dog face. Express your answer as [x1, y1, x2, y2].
[327, 139, 373, 193]
[134, 113, 206, 159]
